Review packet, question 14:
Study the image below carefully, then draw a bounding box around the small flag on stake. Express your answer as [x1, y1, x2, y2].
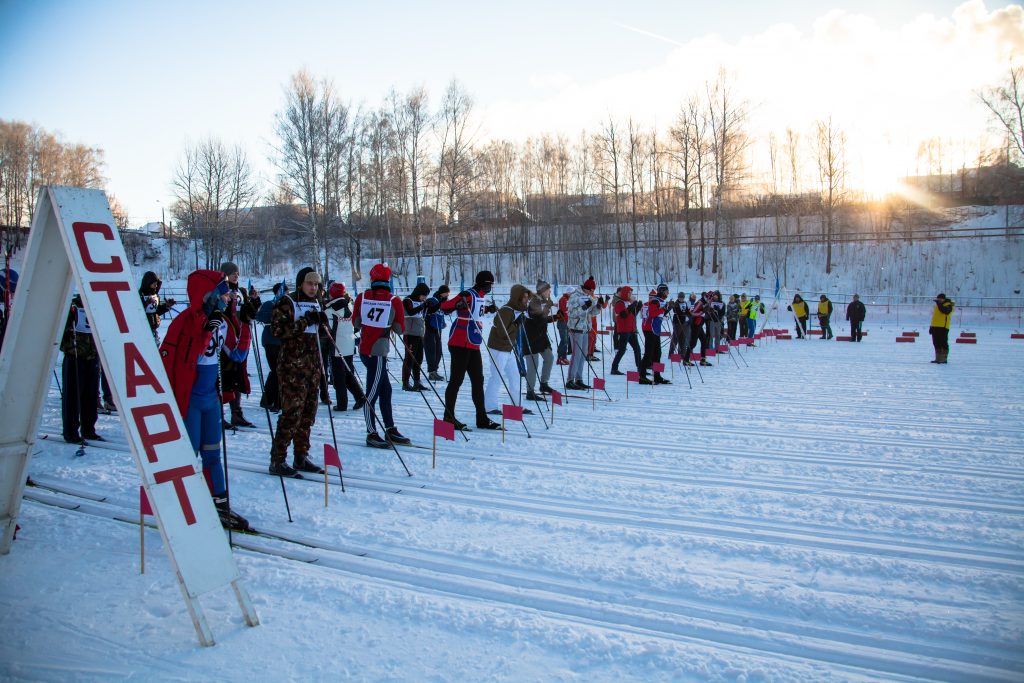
[140, 486, 153, 516]
[706, 349, 716, 358]
[592, 377, 605, 390]
[626, 370, 640, 382]
[690, 352, 701, 361]
[433, 418, 455, 468]
[502, 404, 524, 421]
[717, 344, 728, 353]
[669, 353, 682, 363]
[139, 486, 152, 574]
[323, 443, 344, 506]
[729, 339, 740, 347]
[652, 362, 665, 373]
[551, 389, 563, 406]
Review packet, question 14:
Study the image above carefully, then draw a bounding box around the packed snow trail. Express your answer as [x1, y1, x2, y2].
[2, 324, 1022, 682]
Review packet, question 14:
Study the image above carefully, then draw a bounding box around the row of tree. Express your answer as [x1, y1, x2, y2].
[170, 65, 1022, 286]
[0, 120, 126, 255]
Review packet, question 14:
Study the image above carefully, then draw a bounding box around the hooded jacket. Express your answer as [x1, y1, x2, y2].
[612, 288, 640, 334]
[567, 289, 598, 332]
[488, 284, 531, 352]
[403, 282, 431, 337]
[160, 269, 226, 415]
[930, 298, 954, 330]
[139, 271, 173, 332]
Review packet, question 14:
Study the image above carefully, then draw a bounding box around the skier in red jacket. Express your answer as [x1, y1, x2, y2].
[159, 269, 250, 530]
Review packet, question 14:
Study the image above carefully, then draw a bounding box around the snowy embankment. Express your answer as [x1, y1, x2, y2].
[1, 315, 1022, 682]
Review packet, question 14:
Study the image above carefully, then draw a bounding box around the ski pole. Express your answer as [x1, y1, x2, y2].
[53, 369, 62, 400]
[389, 335, 470, 441]
[474, 307, 531, 437]
[503, 310, 550, 429]
[315, 332, 345, 493]
[249, 321, 292, 523]
[323, 324, 412, 476]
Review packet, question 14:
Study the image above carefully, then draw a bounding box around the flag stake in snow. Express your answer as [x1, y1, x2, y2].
[323, 444, 344, 506]
[433, 419, 455, 468]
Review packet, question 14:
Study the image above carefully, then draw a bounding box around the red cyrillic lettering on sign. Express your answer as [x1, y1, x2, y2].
[72, 222, 123, 273]
[131, 403, 181, 463]
[153, 465, 198, 525]
[89, 281, 132, 333]
[124, 342, 164, 398]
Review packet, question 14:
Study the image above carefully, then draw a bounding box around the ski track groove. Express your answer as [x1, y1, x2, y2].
[30, 438, 1024, 573]
[21, 487, 1023, 683]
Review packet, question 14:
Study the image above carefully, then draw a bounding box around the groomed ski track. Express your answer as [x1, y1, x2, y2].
[6, 324, 1024, 682]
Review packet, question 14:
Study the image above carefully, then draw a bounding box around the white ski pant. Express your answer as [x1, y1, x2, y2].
[484, 348, 520, 411]
[568, 330, 590, 382]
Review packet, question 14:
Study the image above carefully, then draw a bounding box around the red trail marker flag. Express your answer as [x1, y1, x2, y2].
[139, 486, 153, 574]
[433, 418, 455, 468]
[323, 443, 344, 506]
[625, 370, 639, 398]
[501, 404, 524, 444]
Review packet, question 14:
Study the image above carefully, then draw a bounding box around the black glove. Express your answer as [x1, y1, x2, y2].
[582, 300, 593, 310]
[204, 310, 223, 331]
[329, 298, 346, 311]
[165, 298, 177, 307]
[303, 310, 321, 326]
[484, 303, 498, 314]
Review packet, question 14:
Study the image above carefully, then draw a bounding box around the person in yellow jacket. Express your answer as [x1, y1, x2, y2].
[787, 294, 809, 338]
[738, 293, 751, 338]
[817, 294, 834, 339]
[929, 293, 955, 364]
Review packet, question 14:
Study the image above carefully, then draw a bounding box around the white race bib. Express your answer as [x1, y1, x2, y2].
[198, 320, 226, 366]
[72, 308, 92, 334]
[293, 300, 320, 334]
[360, 297, 392, 329]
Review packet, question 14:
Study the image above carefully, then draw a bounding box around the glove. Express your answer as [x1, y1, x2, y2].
[582, 300, 593, 310]
[204, 310, 223, 331]
[484, 303, 498, 314]
[786, 305, 792, 311]
[165, 298, 176, 307]
[303, 310, 321, 326]
[329, 298, 346, 311]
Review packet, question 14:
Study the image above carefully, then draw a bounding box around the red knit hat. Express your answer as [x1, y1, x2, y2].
[369, 263, 392, 284]
[329, 282, 346, 299]
[582, 277, 597, 291]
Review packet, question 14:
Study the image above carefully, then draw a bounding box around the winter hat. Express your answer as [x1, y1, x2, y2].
[329, 282, 346, 299]
[676, 291, 686, 300]
[369, 263, 392, 290]
[754, 294, 760, 300]
[936, 292, 946, 299]
[582, 277, 597, 291]
[620, 286, 633, 299]
[820, 294, 827, 301]
[411, 282, 431, 298]
[474, 270, 495, 288]
[563, 286, 576, 297]
[536, 279, 551, 294]
[272, 282, 287, 297]
[220, 262, 239, 277]
[435, 284, 451, 297]
[656, 283, 669, 295]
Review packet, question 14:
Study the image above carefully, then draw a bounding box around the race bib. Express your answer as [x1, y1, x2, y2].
[360, 297, 392, 329]
[72, 308, 92, 334]
[294, 300, 321, 334]
[198, 320, 226, 366]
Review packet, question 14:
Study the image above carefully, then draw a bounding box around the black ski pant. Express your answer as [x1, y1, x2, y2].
[611, 331, 641, 372]
[62, 353, 99, 440]
[819, 316, 833, 339]
[727, 319, 738, 340]
[690, 322, 708, 359]
[850, 320, 863, 342]
[639, 331, 664, 380]
[402, 334, 425, 386]
[739, 317, 748, 338]
[930, 327, 949, 353]
[331, 354, 364, 409]
[795, 317, 808, 338]
[424, 327, 443, 373]
[261, 344, 281, 409]
[445, 345, 488, 426]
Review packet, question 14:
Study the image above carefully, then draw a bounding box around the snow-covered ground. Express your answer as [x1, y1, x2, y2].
[2, 313, 1023, 682]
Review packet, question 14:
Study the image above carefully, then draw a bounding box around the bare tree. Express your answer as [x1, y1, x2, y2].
[593, 117, 626, 279]
[172, 137, 259, 269]
[273, 70, 348, 274]
[979, 65, 1024, 163]
[814, 117, 847, 274]
[435, 80, 477, 281]
[390, 86, 432, 279]
[706, 68, 750, 275]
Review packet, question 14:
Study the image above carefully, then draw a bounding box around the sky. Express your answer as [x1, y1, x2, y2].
[1, 0, 1022, 225]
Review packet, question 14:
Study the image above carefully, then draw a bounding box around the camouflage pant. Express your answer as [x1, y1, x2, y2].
[271, 346, 321, 462]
